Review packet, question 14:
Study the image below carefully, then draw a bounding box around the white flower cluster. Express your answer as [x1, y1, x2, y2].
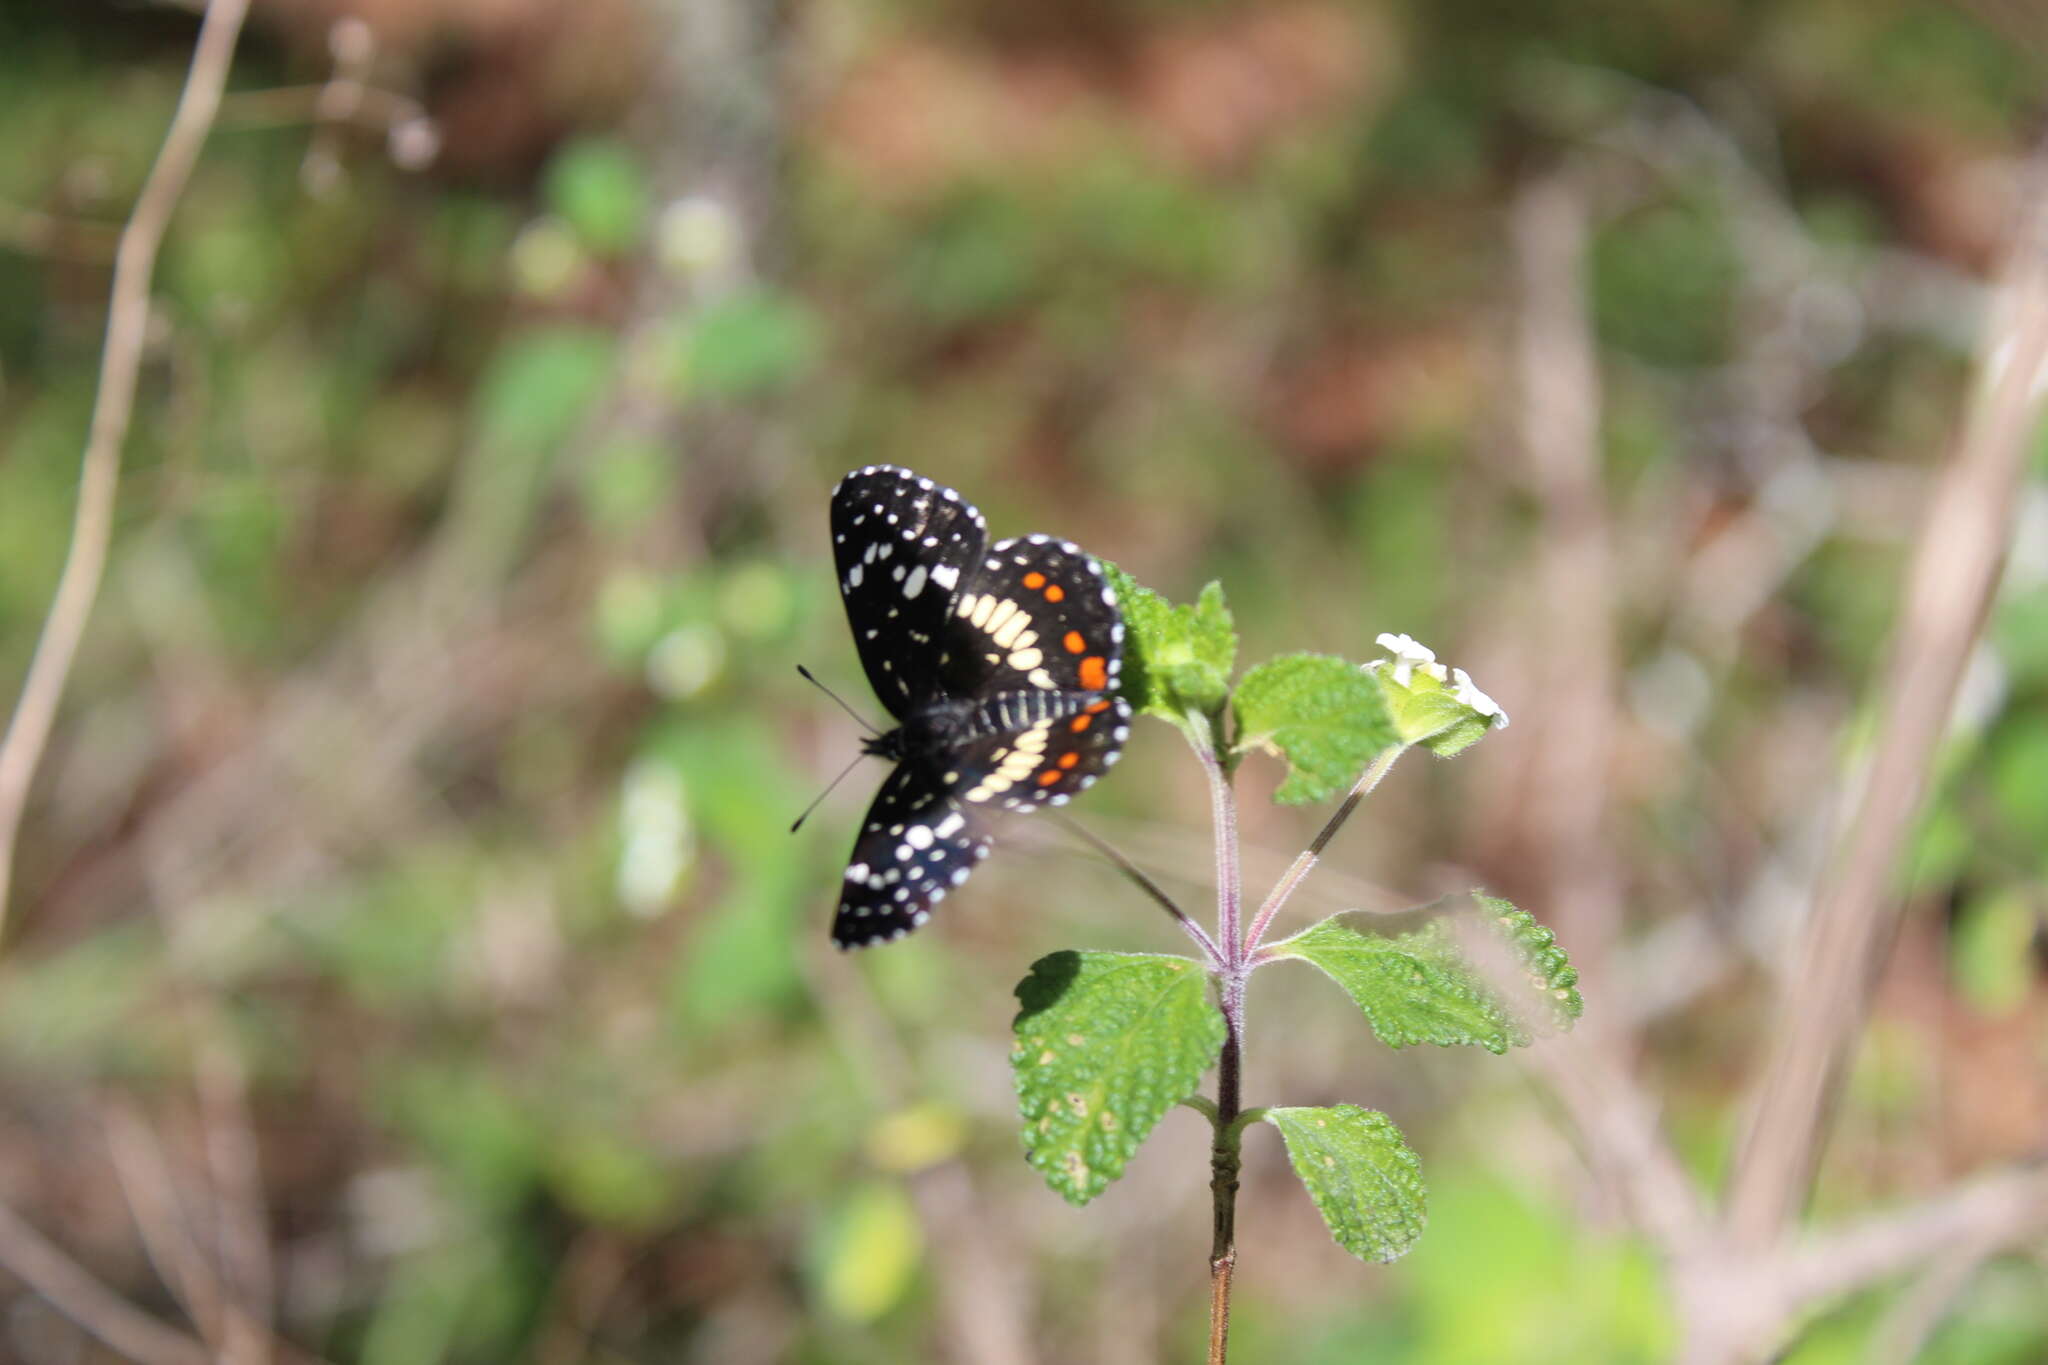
[1367, 633, 1509, 729]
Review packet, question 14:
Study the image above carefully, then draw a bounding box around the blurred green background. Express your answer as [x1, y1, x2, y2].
[3, 0, 2048, 1361]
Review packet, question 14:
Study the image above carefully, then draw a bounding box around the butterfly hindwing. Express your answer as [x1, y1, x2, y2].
[946, 693, 1134, 813]
[831, 465, 987, 719]
[833, 763, 991, 948]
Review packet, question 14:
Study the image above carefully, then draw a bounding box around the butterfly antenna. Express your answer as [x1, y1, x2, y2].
[796, 664, 881, 737]
[790, 750, 867, 834]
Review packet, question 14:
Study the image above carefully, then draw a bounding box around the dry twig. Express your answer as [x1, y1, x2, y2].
[106, 1100, 281, 1365]
[1863, 1228, 2009, 1365]
[0, 1196, 213, 1365]
[1508, 169, 1629, 1008]
[1726, 155, 2048, 1250]
[1488, 150, 2048, 1365]
[0, 0, 251, 935]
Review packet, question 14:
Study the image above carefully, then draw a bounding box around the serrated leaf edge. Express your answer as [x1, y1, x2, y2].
[1012, 952, 1223, 1205]
[1266, 918, 1523, 1054]
[1263, 1105, 1426, 1264]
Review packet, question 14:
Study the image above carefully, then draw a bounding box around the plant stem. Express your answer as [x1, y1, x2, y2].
[0, 0, 251, 936]
[1241, 743, 1407, 955]
[1209, 971, 1245, 1365]
[1185, 710, 1247, 1363]
[1187, 714, 1242, 966]
[1195, 731, 1413, 1360]
[1053, 814, 1223, 968]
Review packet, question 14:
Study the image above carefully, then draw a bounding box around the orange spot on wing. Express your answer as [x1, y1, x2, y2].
[1063, 630, 1086, 654]
[1058, 752, 1080, 769]
[1085, 699, 1111, 714]
[1079, 656, 1108, 690]
[1023, 571, 1046, 589]
[1044, 584, 1065, 602]
[1037, 768, 1063, 786]
[1070, 714, 1093, 732]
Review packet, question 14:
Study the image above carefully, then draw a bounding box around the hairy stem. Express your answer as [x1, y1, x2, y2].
[1187, 714, 1242, 967]
[1242, 743, 1407, 954]
[1195, 729, 1419, 1359]
[1053, 814, 1223, 968]
[1184, 709, 1247, 1363]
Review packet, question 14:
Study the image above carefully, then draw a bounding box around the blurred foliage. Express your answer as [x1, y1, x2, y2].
[3, 0, 2048, 1361]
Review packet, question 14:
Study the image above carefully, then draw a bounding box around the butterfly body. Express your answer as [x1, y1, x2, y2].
[826, 465, 1130, 948]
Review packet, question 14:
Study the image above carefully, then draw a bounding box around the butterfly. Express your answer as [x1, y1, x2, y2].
[825, 465, 1131, 948]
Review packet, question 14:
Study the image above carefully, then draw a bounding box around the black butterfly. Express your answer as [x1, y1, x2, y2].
[826, 465, 1131, 948]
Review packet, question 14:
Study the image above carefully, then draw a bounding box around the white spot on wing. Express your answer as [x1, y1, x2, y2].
[991, 609, 1031, 648]
[903, 564, 928, 599]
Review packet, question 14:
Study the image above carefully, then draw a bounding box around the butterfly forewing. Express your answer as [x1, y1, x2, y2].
[939, 535, 1126, 700]
[831, 465, 987, 719]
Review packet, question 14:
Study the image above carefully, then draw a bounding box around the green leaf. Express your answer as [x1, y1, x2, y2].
[0, 923, 169, 1073]
[474, 328, 615, 455]
[644, 719, 810, 1029]
[1988, 713, 2048, 840]
[543, 138, 649, 255]
[381, 1062, 546, 1212]
[1271, 920, 1524, 1053]
[1232, 654, 1394, 803]
[810, 1179, 923, 1322]
[360, 1241, 500, 1365]
[577, 436, 676, 537]
[1012, 951, 1224, 1205]
[1473, 893, 1583, 1026]
[1263, 1105, 1425, 1263]
[686, 290, 818, 398]
[1100, 564, 1236, 721]
[1993, 584, 2048, 687]
[1950, 887, 2039, 1017]
[1269, 900, 1579, 1054]
[550, 1129, 680, 1231]
[1400, 689, 1493, 756]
